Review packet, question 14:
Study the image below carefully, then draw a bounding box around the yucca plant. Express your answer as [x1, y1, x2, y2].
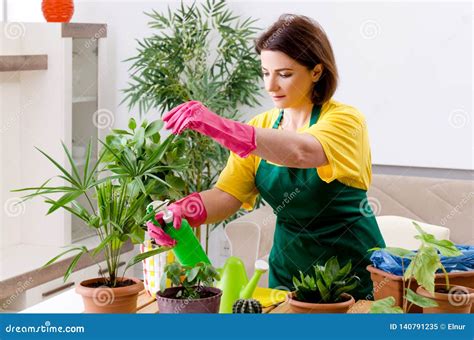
[292, 257, 360, 303]
[12, 121, 186, 287]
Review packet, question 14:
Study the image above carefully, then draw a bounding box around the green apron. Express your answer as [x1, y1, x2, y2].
[255, 104, 386, 300]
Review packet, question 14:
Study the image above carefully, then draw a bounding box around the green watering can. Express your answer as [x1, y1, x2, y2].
[216, 256, 269, 313]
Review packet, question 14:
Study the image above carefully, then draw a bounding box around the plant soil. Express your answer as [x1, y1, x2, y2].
[84, 279, 136, 288]
[161, 287, 217, 299]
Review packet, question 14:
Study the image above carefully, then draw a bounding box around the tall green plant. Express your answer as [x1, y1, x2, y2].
[12, 121, 186, 287]
[121, 0, 264, 249]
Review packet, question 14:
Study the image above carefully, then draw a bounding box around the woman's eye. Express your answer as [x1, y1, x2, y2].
[280, 73, 292, 78]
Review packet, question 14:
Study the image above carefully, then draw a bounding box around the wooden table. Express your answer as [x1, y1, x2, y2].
[136, 290, 372, 314]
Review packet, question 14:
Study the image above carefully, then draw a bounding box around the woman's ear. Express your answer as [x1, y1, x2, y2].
[312, 64, 323, 82]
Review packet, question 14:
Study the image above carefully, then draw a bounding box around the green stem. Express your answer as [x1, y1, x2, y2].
[440, 263, 450, 291]
[84, 192, 97, 216]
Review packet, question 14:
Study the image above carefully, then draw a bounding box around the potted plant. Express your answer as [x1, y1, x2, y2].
[156, 261, 222, 313]
[287, 257, 360, 313]
[13, 118, 187, 313]
[121, 0, 265, 251]
[369, 222, 474, 313]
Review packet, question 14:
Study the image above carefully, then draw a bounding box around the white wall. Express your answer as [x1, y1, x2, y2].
[5, 0, 473, 170]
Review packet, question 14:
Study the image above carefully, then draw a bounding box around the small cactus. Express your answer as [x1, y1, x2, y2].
[232, 298, 263, 313]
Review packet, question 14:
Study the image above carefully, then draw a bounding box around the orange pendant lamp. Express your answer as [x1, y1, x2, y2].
[42, 0, 74, 23]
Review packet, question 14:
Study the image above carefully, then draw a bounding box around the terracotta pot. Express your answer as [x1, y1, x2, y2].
[416, 285, 474, 314]
[42, 0, 74, 22]
[286, 292, 355, 313]
[156, 286, 222, 313]
[76, 277, 144, 313]
[367, 265, 474, 313]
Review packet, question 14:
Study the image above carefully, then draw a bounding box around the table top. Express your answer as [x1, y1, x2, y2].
[137, 290, 372, 314]
[21, 287, 372, 314]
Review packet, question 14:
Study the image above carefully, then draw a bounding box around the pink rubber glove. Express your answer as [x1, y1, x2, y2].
[147, 193, 207, 246]
[146, 221, 176, 247]
[163, 101, 257, 158]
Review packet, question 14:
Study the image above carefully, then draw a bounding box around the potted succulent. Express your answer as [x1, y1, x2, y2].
[156, 261, 222, 313]
[287, 257, 360, 313]
[369, 222, 473, 313]
[13, 118, 187, 313]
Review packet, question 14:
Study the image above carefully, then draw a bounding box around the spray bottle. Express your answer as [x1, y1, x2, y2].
[147, 201, 210, 267]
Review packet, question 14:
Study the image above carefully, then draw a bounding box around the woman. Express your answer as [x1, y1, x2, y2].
[148, 14, 386, 300]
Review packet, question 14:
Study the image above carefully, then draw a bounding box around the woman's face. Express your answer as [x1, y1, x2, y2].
[260, 50, 322, 109]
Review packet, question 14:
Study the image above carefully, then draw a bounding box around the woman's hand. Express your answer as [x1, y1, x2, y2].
[147, 193, 207, 246]
[163, 101, 257, 158]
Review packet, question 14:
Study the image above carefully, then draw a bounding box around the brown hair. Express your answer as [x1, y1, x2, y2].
[255, 14, 338, 105]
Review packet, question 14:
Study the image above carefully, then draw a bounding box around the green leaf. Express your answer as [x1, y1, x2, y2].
[333, 278, 359, 298]
[128, 117, 137, 130]
[43, 246, 88, 268]
[325, 256, 340, 283]
[124, 247, 172, 274]
[382, 247, 416, 259]
[34, 147, 81, 188]
[142, 134, 175, 172]
[370, 297, 404, 314]
[111, 129, 132, 136]
[186, 267, 200, 282]
[334, 260, 352, 281]
[405, 288, 438, 308]
[145, 120, 164, 137]
[404, 246, 440, 294]
[134, 127, 146, 151]
[165, 174, 185, 190]
[316, 278, 330, 302]
[416, 235, 462, 257]
[60, 247, 88, 282]
[46, 191, 83, 215]
[61, 141, 82, 185]
[160, 270, 168, 292]
[92, 234, 115, 257]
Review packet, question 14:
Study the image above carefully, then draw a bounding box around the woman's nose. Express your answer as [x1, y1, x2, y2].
[265, 76, 280, 92]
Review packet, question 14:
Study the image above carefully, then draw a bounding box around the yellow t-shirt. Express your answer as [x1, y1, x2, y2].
[214, 99, 372, 210]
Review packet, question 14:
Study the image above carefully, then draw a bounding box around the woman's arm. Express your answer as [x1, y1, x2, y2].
[253, 127, 328, 168]
[199, 187, 243, 224]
